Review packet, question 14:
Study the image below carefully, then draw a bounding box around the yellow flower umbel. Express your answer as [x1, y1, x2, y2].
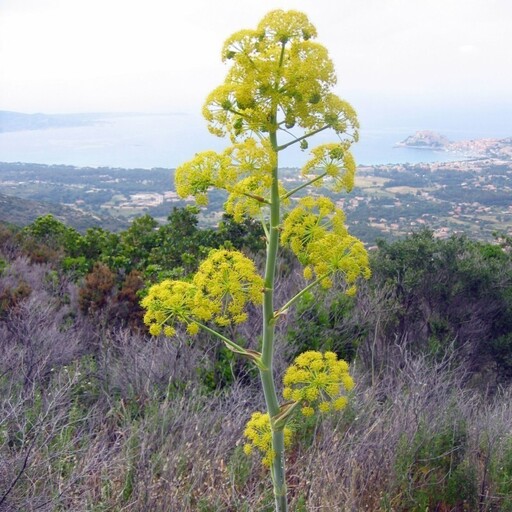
[141, 280, 199, 337]
[301, 142, 356, 193]
[193, 249, 263, 326]
[175, 150, 231, 206]
[306, 233, 371, 289]
[204, 10, 358, 144]
[281, 196, 371, 289]
[141, 249, 263, 335]
[281, 196, 347, 265]
[283, 351, 354, 416]
[243, 412, 293, 467]
[221, 139, 278, 222]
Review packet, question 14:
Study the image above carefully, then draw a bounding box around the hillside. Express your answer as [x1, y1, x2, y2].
[0, 110, 113, 133]
[1, 157, 511, 243]
[0, 191, 127, 232]
[353, 158, 512, 241]
[0, 220, 511, 511]
[396, 130, 451, 149]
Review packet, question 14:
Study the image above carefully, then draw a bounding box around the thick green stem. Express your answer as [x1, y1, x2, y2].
[259, 129, 288, 512]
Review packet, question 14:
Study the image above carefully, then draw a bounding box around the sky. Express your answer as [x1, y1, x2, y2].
[1, 0, 511, 129]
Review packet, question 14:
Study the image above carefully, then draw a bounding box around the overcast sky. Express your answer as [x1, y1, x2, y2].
[1, 0, 511, 119]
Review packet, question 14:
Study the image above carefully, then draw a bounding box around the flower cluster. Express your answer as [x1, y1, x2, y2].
[141, 249, 263, 335]
[306, 233, 371, 289]
[175, 139, 283, 222]
[141, 280, 198, 337]
[203, 10, 358, 143]
[222, 139, 277, 221]
[282, 351, 354, 416]
[281, 196, 370, 288]
[301, 143, 356, 193]
[193, 249, 264, 326]
[281, 196, 346, 262]
[243, 411, 293, 467]
[175, 151, 230, 206]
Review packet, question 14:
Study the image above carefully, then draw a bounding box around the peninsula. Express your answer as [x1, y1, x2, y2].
[396, 130, 512, 159]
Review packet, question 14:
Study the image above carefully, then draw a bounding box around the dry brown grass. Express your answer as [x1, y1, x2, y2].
[1, 258, 511, 511]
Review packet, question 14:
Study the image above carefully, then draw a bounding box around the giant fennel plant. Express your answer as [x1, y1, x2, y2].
[141, 10, 370, 511]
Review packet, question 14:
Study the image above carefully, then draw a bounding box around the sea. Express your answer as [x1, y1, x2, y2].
[0, 110, 510, 170]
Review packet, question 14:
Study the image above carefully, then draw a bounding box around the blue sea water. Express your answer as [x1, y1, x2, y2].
[0, 111, 509, 169]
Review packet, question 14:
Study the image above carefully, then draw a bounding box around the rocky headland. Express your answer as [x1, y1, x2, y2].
[396, 130, 512, 160]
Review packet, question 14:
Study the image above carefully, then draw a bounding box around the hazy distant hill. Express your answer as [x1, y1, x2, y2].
[396, 130, 451, 149]
[0, 192, 127, 232]
[0, 111, 108, 133]
[0, 111, 131, 133]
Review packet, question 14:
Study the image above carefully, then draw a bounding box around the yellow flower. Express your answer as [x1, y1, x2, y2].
[346, 285, 357, 297]
[193, 249, 263, 326]
[303, 266, 313, 280]
[318, 401, 331, 413]
[342, 374, 355, 391]
[175, 151, 231, 205]
[243, 412, 293, 467]
[301, 406, 315, 417]
[175, 139, 287, 223]
[203, 10, 358, 143]
[141, 280, 197, 337]
[163, 325, 176, 337]
[149, 323, 162, 336]
[306, 233, 371, 290]
[186, 323, 200, 335]
[281, 196, 347, 265]
[301, 143, 356, 193]
[282, 350, 354, 416]
[333, 396, 348, 411]
[257, 10, 317, 44]
[220, 139, 278, 220]
[281, 197, 370, 291]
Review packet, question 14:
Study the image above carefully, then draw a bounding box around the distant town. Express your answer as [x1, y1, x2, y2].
[396, 130, 512, 160]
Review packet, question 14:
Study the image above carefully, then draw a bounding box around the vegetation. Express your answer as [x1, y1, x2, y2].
[140, 10, 371, 510]
[1, 213, 512, 510]
[0, 9, 511, 510]
[1, 157, 511, 243]
[0, 190, 126, 232]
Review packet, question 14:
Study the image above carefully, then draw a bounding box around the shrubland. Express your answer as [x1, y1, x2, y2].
[2, 10, 511, 510]
[0, 214, 511, 511]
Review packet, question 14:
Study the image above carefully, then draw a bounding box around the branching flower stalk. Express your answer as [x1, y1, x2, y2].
[141, 10, 370, 511]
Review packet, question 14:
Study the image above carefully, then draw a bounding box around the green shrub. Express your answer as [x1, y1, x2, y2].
[394, 417, 476, 510]
[490, 436, 512, 511]
[286, 291, 362, 362]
